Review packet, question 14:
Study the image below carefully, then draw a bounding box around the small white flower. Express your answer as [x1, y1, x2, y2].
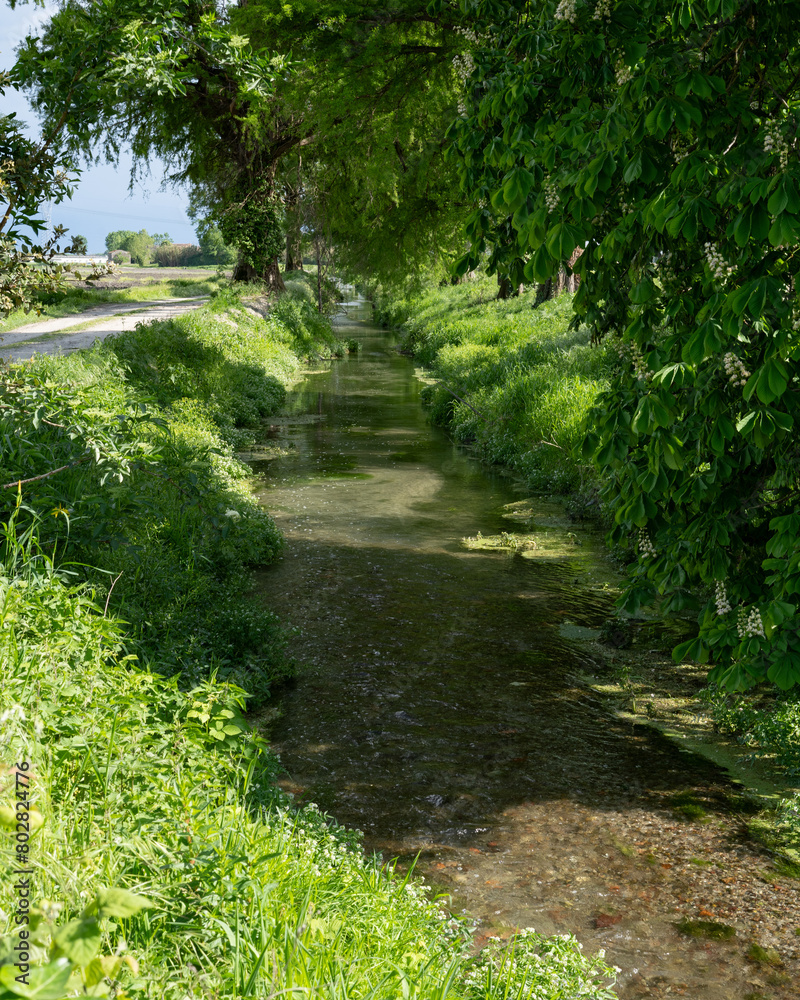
[224, 508, 241, 521]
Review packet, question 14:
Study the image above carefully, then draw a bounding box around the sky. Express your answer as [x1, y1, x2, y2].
[2, 3, 199, 253]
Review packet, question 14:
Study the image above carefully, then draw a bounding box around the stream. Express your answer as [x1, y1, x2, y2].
[250, 302, 799, 1000]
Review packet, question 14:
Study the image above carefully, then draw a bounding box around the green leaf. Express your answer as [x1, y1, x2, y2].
[732, 209, 750, 247]
[673, 636, 708, 663]
[545, 222, 581, 260]
[53, 919, 101, 966]
[0, 960, 72, 1000]
[767, 653, 800, 691]
[90, 888, 153, 919]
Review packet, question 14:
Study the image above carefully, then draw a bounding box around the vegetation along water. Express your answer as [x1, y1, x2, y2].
[4, 2, 800, 999]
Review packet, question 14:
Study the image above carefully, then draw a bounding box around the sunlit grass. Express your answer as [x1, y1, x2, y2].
[379, 274, 613, 493]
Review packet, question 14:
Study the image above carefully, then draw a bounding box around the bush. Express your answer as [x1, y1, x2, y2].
[0, 284, 341, 699]
[153, 243, 204, 267]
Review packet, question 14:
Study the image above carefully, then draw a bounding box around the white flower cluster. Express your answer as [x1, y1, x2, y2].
[615, 60, 633, 86]
[614, 341, 653, 380]
[594, 0, 613, 19]
[555, 0, 579, 21]
[660, 251, 677, 283]
[737, 607, 765, 639]
[792, 306, 800, 332]
[638, 529, 656, 558]
[455, 26, 479, 44]
[543, 177, 560, 212]
[722, 352, 750, 387]
[703, 241, 735, 281]
[764, 121, 790, 170]
[714, 581, 732, 616]
[452, 50, 475, 84]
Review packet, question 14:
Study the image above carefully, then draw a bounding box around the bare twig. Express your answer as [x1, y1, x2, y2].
[103, 571, 123, 617]
[1, 457, 90, 490]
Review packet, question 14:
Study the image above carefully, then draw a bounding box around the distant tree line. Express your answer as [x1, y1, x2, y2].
[104, 226, 237, 267]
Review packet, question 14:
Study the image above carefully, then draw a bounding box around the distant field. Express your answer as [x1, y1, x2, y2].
[70, 264, 230, 289]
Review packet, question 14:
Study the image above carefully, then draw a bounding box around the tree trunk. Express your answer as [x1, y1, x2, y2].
[232, 256, 286, 292]
[496, 274, 514, 299]
[285, 241, 303, 272]
[534, 279, 553, 306]
[316, 245, 323, 313]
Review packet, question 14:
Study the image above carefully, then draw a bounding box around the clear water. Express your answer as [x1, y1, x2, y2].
[250, 304, 797, 1000]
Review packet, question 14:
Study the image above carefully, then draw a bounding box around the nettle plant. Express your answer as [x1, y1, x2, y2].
[447, 0, 800, 690]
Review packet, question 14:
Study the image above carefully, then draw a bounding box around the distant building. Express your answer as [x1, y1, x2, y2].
[51, 254, 110, 266]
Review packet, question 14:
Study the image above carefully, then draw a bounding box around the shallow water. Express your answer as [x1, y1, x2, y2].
[251, 306, 798, 1000]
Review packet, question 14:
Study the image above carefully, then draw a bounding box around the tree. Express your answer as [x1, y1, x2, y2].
[193, 217, 237, 265]
[17, 0, 473, 292]
[127, 229, 153, 266]
[14, 0, 288, 287]
[450, 0, 800, 691]
[235, 1, 471, 288]
[0, 57, 112, 317]
[69, 234, 88, 253]
[105, 230, 136, 252]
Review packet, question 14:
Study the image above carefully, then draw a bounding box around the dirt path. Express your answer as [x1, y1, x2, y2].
[0, 297, 208, 363]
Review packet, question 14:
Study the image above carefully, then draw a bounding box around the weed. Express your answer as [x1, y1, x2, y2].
[675, 918, 736, 940]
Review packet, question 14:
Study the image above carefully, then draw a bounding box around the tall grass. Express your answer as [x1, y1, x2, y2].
[377, 275, 613, 496]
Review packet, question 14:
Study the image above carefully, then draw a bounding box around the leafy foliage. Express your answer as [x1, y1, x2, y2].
[450, 0, 800, 690]
[0, 285, 341, 696]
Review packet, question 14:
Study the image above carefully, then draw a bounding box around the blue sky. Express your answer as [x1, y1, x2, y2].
[2, 3, 198, 252]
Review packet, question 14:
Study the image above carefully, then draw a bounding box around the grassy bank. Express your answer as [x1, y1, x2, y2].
[0, 277, 618, 999]
[376, 274, 613, 501]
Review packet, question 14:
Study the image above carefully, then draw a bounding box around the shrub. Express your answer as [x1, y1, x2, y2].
[153, 243, 204, 267]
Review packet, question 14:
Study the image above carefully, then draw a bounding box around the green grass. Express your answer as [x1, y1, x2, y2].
[376, 275, 613, 495]
[0, 283, 343, 699]
[0, 279, 619, 999]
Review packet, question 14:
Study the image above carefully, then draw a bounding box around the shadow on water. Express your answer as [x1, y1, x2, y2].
[249, 304, 798, 1000]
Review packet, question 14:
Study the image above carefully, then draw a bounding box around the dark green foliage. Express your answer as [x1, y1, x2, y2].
[450, 0, 800, 692]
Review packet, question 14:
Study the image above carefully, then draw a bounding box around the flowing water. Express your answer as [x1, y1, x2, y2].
[250, 303, 798, 1000]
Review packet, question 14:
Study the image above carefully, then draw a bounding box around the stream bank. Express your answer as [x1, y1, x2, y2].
[250, 305, 800, 1000]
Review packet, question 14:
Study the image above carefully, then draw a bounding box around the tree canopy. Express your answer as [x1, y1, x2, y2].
[14, 0, 470, 288]
[450, 0, 800, 690]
